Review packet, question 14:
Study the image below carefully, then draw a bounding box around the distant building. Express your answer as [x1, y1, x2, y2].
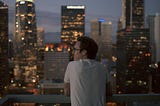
[37, 27, 44, 47]
[44, 43, 70, 82]
[42, 43, 70, 94]
[154, 15, 160, 62]
[147, 14, 160, 62]
[147, 14, 160, 93]
[13, 0, 37, 87]
[37, 27, 45, 81]
[116, 0, 151, 93]
[121, 0, 144, 29]
[0, 1, 9, 97]
[90, 19, 101, 45]
[117, 28, 150, 93]
[61, 5, 85, 46]
[90, 19, 113, 60]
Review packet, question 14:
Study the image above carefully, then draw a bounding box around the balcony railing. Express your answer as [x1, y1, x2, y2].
[0, 94, 160, 106]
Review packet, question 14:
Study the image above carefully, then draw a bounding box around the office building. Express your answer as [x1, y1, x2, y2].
[13, 0, 37, 87]
[147, 14, 160, 93]
[91, 19, 113, 60]
[147, 14, 160, 63]
[42, 43, 69, 94]
[116, 0, 151, 93]
[44, 43, 69, 82]
[117, 28, 150, 93]
[61, 5, 85, 46]
[147, 15, 156, 62]
[154, 14, 160, 62]
[37, 27, 45, 81]
[121, 0, 144, 29]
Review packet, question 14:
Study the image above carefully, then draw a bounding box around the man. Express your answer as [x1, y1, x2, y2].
[64, 36, 111, 106]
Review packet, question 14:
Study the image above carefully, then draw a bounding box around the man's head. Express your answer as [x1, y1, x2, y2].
[73, 36, 98, 61]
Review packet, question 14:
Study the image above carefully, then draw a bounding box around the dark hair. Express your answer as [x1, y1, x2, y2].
[77, 36, 98, 59]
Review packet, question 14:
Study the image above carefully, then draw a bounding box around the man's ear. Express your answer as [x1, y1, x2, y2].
[82, 50, 87, 56]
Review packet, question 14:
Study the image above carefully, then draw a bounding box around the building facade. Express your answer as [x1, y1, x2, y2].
[61, 5, 85, 46]
[154, 14, 160, 62]
[121, 0, 144, 29]
[13, 0, 37, 87]
[90, 19, 113, 60]
[44, 43, 70, 82]
[116, 0, 151, 93]
[147, 14, 160, 93]
[116, 28, 150, 93]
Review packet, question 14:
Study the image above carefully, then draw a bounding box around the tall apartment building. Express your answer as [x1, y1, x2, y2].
[14, 0, 37, 87]
[0, 1, 9, 97]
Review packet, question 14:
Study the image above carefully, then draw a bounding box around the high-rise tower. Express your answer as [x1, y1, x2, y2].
[0, 1, 9, 97]
[154, 14, 160, 62]
[14, 0, 37, 87]
[116, 0, 151, 93]
[90, 19, 113, 60]
[121, 0, 144, 29]
[147, 14, 160, 93]
[61, 5, 85, 46]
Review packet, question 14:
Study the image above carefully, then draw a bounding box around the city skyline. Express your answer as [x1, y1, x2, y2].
[0, 0, 160, 104]
[5, 0, 160, 35]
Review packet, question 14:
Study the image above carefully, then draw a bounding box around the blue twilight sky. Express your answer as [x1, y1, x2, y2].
[5, 0, 160, 39]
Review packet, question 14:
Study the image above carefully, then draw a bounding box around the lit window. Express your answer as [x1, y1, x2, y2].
[20, 1, 25, 4]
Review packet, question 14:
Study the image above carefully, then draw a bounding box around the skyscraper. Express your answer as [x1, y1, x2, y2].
[61, 5, 85, 46]
[147, 15, 156, 62]
[14, 0, 37, 87]
[154, 14, 160, 62]
[90, 19, 113, 60]
[116, 0, 151, 93]
[147, 14, 160, 63]
[0, 1, 9, 97]
[147, 14, 160, 93]
[117, 29, 150, 93]
[121, 0, 144, 29]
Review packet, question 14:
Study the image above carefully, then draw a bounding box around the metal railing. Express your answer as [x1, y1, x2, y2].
[0, 94, 160, 106]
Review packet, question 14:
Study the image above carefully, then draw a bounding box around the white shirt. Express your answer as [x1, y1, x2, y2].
[64, 59, 108, 106]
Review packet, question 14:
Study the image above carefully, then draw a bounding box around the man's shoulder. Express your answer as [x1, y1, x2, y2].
[67, 60, 81, 67]
[68, 59, 105, 68]
[71, 59, 104, 67]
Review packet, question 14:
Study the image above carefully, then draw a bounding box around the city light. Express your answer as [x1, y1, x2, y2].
[0, 0, 160, 105]
[67, 5, 85, 9]
[16, 0, 34, 3]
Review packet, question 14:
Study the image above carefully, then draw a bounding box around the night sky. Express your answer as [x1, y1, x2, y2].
[5, 0, 160, 40]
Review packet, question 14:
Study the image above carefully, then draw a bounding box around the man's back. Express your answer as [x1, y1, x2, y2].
[64, 59, 107, 106]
